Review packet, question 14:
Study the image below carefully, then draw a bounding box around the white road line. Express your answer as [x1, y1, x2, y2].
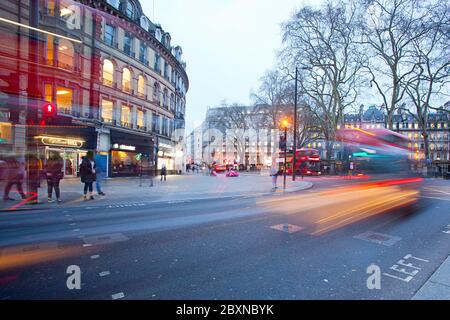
[111, 292, 125, 300]
[99, 271, 111, 277]
[72, 229, 80, 232]
[82, 244, 93, 247]
[90, 255, 100, 259]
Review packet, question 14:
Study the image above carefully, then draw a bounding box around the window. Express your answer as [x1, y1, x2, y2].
[57, 39, 74, 70]
[44, 84, 53, 103]
[102, 59, 114, 86]
[47, 0, 56, 16]
[104, 24, 116, 47]
[124, 32, 133, 56]
[162, 118, 169, 136]
[163, 89, 168, 108]
[126, 1, 135, 19]
[170, 93, 175, 111]
[101, 99, 113, 123]
[56, 87, 73, 114]
[46, 35, 54, 65]
[153, 82, 160, 104]
[164, 62, 169, 79]
[154, 54, 161, 73]
[137, 75, 145, 97]
[139, 43, 147, 64]
[122, 68, 132, 93]
[137, 109, 144, 129]
[152, 114, 160, 133]
[121, 105, 131, 127]
[106, 0, 119, 9]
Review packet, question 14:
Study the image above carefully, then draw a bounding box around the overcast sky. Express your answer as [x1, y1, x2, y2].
[140, 0, 323, 131]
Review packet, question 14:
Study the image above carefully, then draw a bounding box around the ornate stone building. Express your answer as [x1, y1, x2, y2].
[0, 0, 188, 176]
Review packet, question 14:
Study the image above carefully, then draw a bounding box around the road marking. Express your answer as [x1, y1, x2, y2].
[90, 255, 100, 259]
[82, 244, 93, 247]
[383, 254, 429, 283]
[270, 224, 303, 234]
[82, 233, 129, 245]
[72, 229, 80, 232]
[111, 292, 125, 300]
[99, 271, 110, 277]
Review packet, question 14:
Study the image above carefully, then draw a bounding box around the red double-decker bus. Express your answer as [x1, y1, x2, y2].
[279, 148, 321, 176]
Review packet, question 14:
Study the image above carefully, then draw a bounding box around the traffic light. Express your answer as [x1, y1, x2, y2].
[41, 102, 57, 126]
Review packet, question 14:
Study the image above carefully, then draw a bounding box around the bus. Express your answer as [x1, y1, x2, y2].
[335, 127, 414, 176]
[279, 148, 321, 176]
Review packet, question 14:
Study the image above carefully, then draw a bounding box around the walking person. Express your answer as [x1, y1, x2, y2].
[3, 157, 26, 201]
[80, 151, 96, 200]
[270, 160, 280, 192]
[160, 164, 167, 181]
[94, 152, 106, 196]
[45, 153, 63, 203]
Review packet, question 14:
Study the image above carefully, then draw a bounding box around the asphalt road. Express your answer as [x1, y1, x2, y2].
[0, 178, 449, 300]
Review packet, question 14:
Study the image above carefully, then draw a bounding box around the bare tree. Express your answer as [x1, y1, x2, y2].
[358, 0, 436, 129]
[280, 0, 365, 161]
[398, 0, 450, 166]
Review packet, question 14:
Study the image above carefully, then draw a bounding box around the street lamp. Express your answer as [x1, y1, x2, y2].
[280, 117, 291, 190]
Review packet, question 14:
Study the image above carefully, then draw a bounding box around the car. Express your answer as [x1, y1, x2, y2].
[214, 164, 227, 173]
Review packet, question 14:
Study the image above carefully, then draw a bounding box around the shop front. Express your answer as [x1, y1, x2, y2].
[157, 138, 176, 174]
[34, 126, 97, 177]
[110, 130, 156, 177]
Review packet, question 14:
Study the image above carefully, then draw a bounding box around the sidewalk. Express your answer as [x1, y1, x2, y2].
[0, 173, 312, 211]
[412, 255, 450, 300]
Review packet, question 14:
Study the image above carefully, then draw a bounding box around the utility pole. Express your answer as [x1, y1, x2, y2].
[283, 125, 287, 190]
[292, 67, 298, 181]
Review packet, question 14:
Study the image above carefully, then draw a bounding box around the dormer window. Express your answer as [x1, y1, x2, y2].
[126, 1, 135, 19]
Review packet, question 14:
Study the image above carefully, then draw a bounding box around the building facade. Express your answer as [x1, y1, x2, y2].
[0, 0, 188, 177]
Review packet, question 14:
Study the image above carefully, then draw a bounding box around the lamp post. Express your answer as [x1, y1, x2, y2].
[280, 118, 290, 191]
[292, 67, 298, 181]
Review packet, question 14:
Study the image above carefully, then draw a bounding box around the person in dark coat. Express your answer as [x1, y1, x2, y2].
[80, 151, 96, 200]
[45, 154, 63, 203]
[3, 157, 26, 201]
[160, 164, 167, 181]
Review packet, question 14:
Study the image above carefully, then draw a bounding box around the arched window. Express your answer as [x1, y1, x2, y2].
[102, 59, 114, 86]
[137, 75, 145, 97]
[122, 67, 132, 93]
[58, 39, 74, 70]
[153, 82, 160, 104]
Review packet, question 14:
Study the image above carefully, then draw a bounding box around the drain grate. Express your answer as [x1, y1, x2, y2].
[354, 231, 401, 246]
[271, 224, 303, 234]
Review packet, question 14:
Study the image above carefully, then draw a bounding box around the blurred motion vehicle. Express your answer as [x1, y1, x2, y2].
[214, 164, 227, 173]
[259, 129, 423, 236]
[279, 148, 321, 176]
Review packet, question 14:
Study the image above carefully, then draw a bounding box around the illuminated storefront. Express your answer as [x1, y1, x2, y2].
[33, 126, 98, 177]
[109, 129, 155, 177]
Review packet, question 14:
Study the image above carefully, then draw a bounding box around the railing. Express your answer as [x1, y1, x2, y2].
[103, 79, 114, 87]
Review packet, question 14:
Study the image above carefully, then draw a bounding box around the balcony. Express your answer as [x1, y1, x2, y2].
[121, 121, 132, 128]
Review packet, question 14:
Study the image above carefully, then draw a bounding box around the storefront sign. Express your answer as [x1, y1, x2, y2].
[112, 143, 136, 151]
[37, 136, 84, 148]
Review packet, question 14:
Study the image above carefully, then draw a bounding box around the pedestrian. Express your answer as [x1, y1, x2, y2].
[45, 153, 63, 203]
[80, 151, 96, 200]
[94, 152, 106, 196]
[3, 157, 26, 201]
[270, 160, 280, 192]
[160, 164, 167, 181]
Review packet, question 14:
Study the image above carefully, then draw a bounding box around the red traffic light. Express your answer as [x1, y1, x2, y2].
[42, 102, 57, 115]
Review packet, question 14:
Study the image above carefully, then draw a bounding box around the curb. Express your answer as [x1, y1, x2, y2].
[412, 254, 450, 300]
[0, 182, 314, 213]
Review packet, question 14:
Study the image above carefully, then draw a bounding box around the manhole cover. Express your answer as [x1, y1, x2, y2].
[271, 224, 303, 234]
[354, 231, 401, 246]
